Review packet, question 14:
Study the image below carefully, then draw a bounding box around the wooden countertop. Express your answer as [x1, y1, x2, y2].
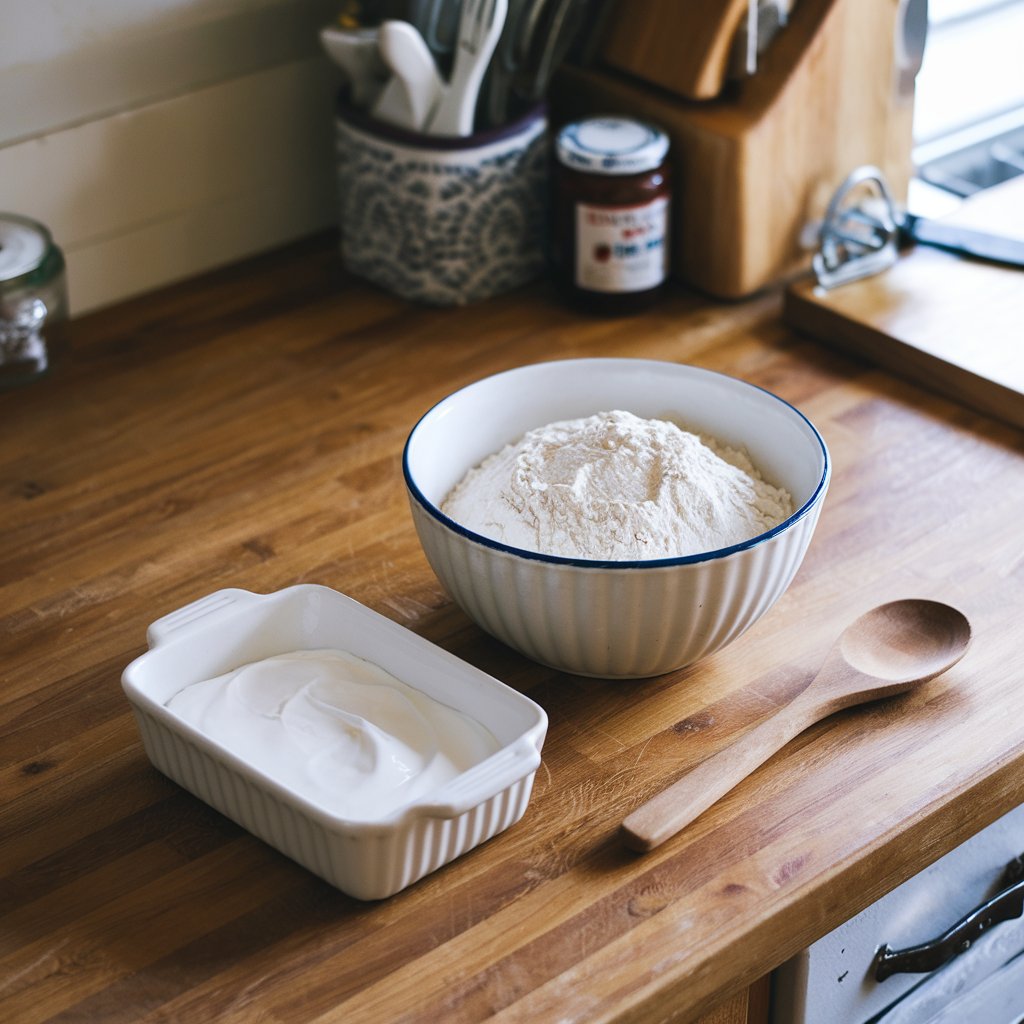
[4, 235, 1024, 1024]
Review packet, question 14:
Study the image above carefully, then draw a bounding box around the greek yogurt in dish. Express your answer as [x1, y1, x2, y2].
[165, 648, 500, 820]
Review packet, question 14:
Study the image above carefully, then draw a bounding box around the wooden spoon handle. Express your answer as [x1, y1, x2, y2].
[620, 705, 813, 852]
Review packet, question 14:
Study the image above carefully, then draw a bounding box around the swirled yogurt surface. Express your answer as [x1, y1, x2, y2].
[165, 649, 500, 820]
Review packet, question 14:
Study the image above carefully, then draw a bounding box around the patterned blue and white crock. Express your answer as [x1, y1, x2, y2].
[334, 99, 549, 306]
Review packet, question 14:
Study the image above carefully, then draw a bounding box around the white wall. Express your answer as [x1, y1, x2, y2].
[0, 0, 344, 314]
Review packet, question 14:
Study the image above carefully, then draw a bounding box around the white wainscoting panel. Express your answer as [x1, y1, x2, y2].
[0, 0, 340, 146]
[0, 57, 343, 314]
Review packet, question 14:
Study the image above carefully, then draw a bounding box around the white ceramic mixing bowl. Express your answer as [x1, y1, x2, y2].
[403, 358, 830, 678]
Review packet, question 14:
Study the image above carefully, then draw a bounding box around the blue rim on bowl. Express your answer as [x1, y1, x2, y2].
[403, 360, 831, 570]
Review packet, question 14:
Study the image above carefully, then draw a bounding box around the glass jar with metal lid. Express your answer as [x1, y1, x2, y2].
[552, 116, 672, 314]
[1, 213, 68, 387]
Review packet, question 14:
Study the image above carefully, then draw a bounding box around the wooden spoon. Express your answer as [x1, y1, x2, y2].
[620, 599, 972, 853]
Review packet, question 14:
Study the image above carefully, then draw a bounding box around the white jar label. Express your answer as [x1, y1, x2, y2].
[574, 196, 669, 293]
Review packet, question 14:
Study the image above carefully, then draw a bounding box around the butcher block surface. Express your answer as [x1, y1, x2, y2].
[785, 175, 1024, 431]
[3, 234, 1024, 1024]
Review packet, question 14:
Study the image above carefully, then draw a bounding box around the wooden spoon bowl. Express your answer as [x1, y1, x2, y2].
[839, 599, 972, 686]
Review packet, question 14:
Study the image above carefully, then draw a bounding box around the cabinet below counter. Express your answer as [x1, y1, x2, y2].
[775, 804, 1024, 1023]
[3, 234, 1024, 1024]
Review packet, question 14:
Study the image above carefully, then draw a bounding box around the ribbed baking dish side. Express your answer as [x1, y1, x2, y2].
[131, 705, 537, 900]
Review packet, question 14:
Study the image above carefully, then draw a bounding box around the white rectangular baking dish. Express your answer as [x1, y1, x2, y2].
[122, 585, 548, 900]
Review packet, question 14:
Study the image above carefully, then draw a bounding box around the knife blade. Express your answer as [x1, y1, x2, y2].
[900, 211, 1024, 268]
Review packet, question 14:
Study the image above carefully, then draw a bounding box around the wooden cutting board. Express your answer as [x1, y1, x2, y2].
[784, 176, 1024, 430]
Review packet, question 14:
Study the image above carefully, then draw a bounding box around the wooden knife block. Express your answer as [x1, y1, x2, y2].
[551, 0, 915, 298]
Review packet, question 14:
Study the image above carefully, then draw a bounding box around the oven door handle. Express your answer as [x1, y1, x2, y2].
[874, 853, 1024, 981]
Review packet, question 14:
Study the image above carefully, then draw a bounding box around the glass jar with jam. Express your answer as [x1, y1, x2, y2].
[552, 116, 672, 314]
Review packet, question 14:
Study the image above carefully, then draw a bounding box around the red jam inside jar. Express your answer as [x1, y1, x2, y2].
[552, 116, 672, 314]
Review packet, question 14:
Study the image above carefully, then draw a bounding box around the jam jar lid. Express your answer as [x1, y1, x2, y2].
[555, 117, 670, 176]
[0, 214, 51, 287]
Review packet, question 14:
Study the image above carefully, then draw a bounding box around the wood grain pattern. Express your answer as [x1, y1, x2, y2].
[3, 233, 1024, 1024]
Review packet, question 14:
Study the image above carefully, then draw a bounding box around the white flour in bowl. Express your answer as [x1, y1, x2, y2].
[441, 410, 794, 560]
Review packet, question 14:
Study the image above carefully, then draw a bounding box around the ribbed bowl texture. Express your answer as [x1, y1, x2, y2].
[403, 359, 830, 679]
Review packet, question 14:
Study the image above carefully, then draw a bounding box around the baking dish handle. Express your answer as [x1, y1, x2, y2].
[413, 741, 543, 819]
[874, 852, 1024, 981]
[146, 588, 263, 648]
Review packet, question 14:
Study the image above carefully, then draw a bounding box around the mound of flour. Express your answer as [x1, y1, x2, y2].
[441, 410, 794, 560]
